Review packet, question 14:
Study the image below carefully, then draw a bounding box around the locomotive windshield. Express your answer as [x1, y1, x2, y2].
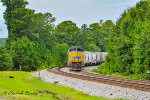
[77, 48, 84, 51]
[68, 46, 84, 52]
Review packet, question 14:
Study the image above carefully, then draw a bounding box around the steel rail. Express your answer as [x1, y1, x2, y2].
[47, 67, 150, 92]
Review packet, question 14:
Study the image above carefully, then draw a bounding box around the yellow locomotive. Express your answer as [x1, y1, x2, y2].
[67, 46, 84, 71]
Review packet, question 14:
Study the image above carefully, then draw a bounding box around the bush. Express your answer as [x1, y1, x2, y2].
[11, 36, 35, 71]
[0, 46, 12, 70]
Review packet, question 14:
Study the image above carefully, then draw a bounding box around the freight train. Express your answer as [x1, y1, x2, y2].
[67, 46, 107, 71]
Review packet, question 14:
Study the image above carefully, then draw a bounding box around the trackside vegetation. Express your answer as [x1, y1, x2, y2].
[0, 71, 120, 100]
[93, 0, 150, 80]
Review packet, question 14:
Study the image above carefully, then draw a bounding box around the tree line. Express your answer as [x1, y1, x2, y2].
[95, 0, 150, 79]
[0, 0, 114, 71]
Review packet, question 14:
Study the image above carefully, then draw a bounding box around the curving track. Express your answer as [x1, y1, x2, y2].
[47, 67, 150, 92]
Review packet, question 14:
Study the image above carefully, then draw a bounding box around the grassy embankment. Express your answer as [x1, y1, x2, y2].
[0, 71, 123, 100]
[92, 64, 147, 80]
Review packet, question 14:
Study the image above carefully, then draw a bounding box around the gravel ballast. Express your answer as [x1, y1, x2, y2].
[33, 69, 150, 100]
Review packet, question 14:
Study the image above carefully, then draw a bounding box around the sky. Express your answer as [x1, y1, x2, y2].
[0, 0, 139, 38]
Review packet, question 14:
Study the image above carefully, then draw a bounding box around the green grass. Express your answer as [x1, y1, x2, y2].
[91, 66, 147, 80]
[0, 71, 122, 100]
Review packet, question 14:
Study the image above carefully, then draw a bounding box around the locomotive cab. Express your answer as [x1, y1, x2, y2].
[67, 46, 84, 71]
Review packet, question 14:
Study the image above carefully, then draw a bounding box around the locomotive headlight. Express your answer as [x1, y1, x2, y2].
[81, 57, 84, 60]
[72, 56, 75, 60]
[72, 56, 80, 60]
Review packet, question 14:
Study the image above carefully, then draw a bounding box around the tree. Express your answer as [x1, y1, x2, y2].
[26, 12, 56, 45]
[11, 36, 53, 71]
[101, 20, 115, 51]
[50, 43, 69, 67]
[0, 45, 12, 70]
[11, 36, 39, 71]
[55, 20, 80, 46]
[84, 20, 114, 51]
[99, 0, 150, 78]
[1, 0, 35, 46]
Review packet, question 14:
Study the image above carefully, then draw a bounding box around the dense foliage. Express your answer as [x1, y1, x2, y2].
[0, 0, 61, 71]
[95, 0, 150, 79]
[0, 45, 12, 70]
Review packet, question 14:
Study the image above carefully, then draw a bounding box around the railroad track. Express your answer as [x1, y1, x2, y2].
[47, 67, 150, 92]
